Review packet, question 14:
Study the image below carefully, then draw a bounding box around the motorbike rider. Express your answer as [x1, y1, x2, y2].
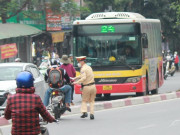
[4, 71, 56, 135]
[43, 59, 72, 111]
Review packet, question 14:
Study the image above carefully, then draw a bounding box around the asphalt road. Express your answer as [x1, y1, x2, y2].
[48, 98, 180, 135]
[2, 98, 180, 135]
[73, 72, 180, 105]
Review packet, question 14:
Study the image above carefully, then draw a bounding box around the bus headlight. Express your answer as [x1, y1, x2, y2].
[125, 77, 141, 83]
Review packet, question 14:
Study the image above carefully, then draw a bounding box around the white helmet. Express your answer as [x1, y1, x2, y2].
[15, 58, 22, 62]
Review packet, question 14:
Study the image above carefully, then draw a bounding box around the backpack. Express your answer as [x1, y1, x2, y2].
[48, 67, 63, 88]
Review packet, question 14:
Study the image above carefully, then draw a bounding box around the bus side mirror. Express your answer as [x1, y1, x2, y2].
[142, 33, 148, 48]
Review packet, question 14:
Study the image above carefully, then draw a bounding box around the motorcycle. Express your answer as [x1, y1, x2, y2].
[39, 116, 49, 135]
[47, 89, 67, 119]
[163, 52, 176, 80]
[166, 55, 176, 77]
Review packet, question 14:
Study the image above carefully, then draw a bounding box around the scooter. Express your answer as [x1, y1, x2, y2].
[39, 116, 50, 135]
[164, 58, 176, 79]
[47, 88, 67, 119]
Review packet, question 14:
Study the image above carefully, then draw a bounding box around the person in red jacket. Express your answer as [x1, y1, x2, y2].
[4, 71, 56, 135]
[174, 52, 179, 71]
[60, 55, 76, 105]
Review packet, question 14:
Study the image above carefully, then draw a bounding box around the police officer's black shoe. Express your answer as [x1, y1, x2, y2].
[81, 112, 88, 118]
[90, 114, 94, 120]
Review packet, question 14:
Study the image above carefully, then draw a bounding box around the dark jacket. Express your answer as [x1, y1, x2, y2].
[45, 65, 70, 84]
[4, 87, 55, 135]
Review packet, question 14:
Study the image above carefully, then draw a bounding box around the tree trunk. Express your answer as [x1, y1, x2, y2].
[1, 14, 7, 24]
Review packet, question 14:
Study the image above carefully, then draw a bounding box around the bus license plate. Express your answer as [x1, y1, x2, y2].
[103, 85, 112, 90]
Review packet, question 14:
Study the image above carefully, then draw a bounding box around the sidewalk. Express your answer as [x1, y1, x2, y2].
[66, 91, 180, 115]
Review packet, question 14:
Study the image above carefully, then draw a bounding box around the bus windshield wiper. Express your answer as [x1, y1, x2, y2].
[118, 60, 135, 70]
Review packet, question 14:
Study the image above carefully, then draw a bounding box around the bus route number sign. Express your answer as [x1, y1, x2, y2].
[101, 25, 115, 33]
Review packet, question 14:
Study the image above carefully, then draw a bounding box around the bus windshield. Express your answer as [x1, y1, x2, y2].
[73, 23, 142, 67]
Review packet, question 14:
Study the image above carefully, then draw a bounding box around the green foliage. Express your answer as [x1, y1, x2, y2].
[80, 6, 91, 19]
[171, 1, 180, 27]
[62, 0, 80, 16]
[0, 0, 80, 23]
[0, 0, 39, 23]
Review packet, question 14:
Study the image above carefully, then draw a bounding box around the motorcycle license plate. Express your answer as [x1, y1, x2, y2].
[103, 85, 112, 90]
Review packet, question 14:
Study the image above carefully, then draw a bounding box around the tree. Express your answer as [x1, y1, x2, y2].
[0, 0, 31, 23]
[0, 0, 80, 24]
[171, 1, 180, 27]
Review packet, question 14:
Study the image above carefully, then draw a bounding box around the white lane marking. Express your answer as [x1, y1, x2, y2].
[169, 120, 180, 127]
[138, 124, 156, 130]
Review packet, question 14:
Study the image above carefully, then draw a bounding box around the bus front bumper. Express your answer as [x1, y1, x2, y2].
[74, 77, 146, 94]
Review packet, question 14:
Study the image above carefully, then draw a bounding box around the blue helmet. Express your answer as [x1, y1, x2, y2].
[16, 71, 34, 88]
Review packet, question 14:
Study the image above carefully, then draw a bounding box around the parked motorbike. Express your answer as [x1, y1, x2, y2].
[47, 89, 67, 119]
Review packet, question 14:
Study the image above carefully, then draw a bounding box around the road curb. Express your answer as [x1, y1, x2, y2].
[1, 91, 180, 127]
[66, 91, 180, 115]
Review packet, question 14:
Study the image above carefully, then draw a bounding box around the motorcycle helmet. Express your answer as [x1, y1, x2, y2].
[16, 71, 34, 88]
[51, 59, 58, 65]
[15, 58, 22, 62]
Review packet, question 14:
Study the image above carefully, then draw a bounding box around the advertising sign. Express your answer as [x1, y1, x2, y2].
[46, 3, 62, 31]
[51, 32, 65, 43]
[0, 43, 18, 59]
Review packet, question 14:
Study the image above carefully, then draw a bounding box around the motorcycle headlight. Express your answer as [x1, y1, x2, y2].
[125, 77, 141, 83]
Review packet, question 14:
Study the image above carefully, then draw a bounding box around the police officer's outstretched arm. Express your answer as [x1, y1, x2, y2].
[76, 69, 87, 84]
[36, 96, 56, 122]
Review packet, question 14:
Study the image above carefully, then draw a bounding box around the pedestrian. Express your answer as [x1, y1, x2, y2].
[174, 51, 179, 71]
[69, 54, 73, 64]
[73, 56, 96, 120]
[60, 55, 76, 105]
[36, 47, 42, 67]
[4, 71, 56, 135]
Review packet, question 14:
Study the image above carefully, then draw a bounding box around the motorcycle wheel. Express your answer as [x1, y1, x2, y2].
[164, 74, 168, 80]
[171, 71, 175, 76]
[41, 127, 49, 135]
[54, 106, 61, 119]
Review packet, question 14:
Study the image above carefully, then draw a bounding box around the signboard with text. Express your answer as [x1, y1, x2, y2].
[0, 43, 18, 59]
[46, 3, 62, 31]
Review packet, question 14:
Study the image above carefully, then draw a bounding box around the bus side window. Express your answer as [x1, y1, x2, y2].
[142, 33, 148, 48]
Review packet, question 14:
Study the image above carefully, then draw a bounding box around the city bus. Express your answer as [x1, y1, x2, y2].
[73, 12, 164, 98]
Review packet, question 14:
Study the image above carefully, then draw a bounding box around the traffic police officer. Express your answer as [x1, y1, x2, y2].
[73, 56, 96, 120]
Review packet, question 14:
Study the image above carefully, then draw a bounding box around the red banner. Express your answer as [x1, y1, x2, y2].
[0, 43, 18, 59]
